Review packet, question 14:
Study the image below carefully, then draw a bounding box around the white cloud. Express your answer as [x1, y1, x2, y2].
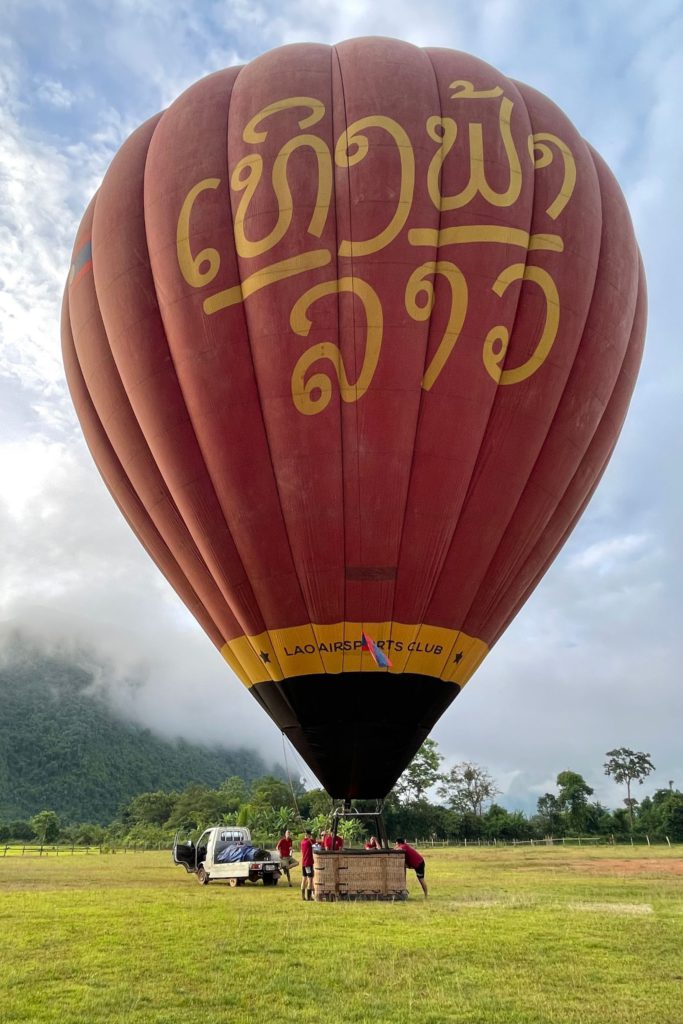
[0, 65, 120, 398]
[568, 534, 653, 574]
[0, 438, 66, 518]
[35, 78, 75, 109]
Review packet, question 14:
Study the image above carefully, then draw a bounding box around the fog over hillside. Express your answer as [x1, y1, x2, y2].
[0, 630, 284, 822]
[0, 612, 285, 757]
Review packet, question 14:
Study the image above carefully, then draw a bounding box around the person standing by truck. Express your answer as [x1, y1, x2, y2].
[394, 838, 428, 898]
[276, 830, 297, 887]
[300, 829, 314, 901]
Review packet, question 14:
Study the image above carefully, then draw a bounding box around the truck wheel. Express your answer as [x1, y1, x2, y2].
[197, 867, 209, 885]
[262, 875, 275, 886]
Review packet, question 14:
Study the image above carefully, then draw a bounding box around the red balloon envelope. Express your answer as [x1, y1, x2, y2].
[62, 39, 646, 798]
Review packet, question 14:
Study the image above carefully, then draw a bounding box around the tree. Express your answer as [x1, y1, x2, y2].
[603, 748, 655, 830]
[483, 804, 533, 841]
[556, 770, 593, 832]
[250, 776, 294, 811]
[437, 761, 499, 816]
[534, 793, 565, 836]
[165, 784, 225, 830]
[337, 818, 366, 844]
[662, 795, 683, 842]
[252, 805, 297, 842]
[30, 810, 60, 844]
[125, 790, 176, 826]
[632, 787, 682, 840]
[394, 740, 444, 803]
[219, 776, 249, 812]
[73, 823, 106, 846]
[297, 788, 334, 819]
[9, 820, 34, 841]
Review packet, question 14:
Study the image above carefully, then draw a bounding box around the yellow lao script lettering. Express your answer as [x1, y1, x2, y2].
[177, 97, 334, 315]
[404, 227, 563, 391]
[232, 96, 333, 259]
[427, 81, 522, 212]
[483, 264, 560, 385]
[176, 176, 330, 313]
[177, 177, 222, 289]
[528, 132, 577, 219]
[336, 116, 415, 257]
[405, 262, 468, 391]
[290, 277, 383, 415]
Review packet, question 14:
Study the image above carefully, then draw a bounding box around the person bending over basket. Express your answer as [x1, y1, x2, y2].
[394, 838, 428, 898]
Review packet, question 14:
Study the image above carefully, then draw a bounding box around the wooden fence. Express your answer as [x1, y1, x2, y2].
[2, 836, 678, 857]
[1, 843, 170, 857]
[412, 835, 676, 848]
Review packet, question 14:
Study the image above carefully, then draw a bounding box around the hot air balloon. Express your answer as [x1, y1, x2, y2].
[61, 38, 646, 802]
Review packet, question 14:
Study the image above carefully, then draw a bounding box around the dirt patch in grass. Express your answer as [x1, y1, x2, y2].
[572, 858, 683, 876]
[568, 901, 654, 914]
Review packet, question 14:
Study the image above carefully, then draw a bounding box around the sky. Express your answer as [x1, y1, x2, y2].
[1, 0, 681, 813]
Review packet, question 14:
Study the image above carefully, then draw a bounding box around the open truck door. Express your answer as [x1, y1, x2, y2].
[172, 832, 197, 873]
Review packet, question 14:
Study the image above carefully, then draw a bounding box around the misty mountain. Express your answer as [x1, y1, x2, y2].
[0, 639, 272, 823]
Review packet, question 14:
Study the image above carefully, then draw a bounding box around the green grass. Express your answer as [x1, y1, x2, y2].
[1, 846, 681, 1023]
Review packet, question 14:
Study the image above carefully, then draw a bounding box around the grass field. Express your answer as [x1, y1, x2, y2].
[1, 846, 681, 1024]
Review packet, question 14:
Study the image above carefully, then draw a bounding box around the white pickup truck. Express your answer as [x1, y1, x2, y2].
[172, 826, 282, 887]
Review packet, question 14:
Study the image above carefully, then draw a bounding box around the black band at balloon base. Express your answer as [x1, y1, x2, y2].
[249, 672, 460, 799]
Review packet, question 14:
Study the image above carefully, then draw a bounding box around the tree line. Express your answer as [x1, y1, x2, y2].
[387, 741, 681, 842]
[2, 741, 680, 848]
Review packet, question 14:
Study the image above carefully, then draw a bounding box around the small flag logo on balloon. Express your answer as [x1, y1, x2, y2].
[361, 632, 393, 669]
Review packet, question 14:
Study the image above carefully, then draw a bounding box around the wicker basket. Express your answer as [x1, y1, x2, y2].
[313, 849, 408, 901]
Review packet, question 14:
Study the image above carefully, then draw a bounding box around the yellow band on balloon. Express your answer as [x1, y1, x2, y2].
[220, 621, 488, 689]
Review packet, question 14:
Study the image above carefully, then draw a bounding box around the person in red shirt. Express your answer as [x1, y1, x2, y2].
[364, 836, 381, 850]
[394, 838, 428, 897]
[300, 830, 315, 901]
[323, 831, 344, 851]
[276, 829, 297, 887]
